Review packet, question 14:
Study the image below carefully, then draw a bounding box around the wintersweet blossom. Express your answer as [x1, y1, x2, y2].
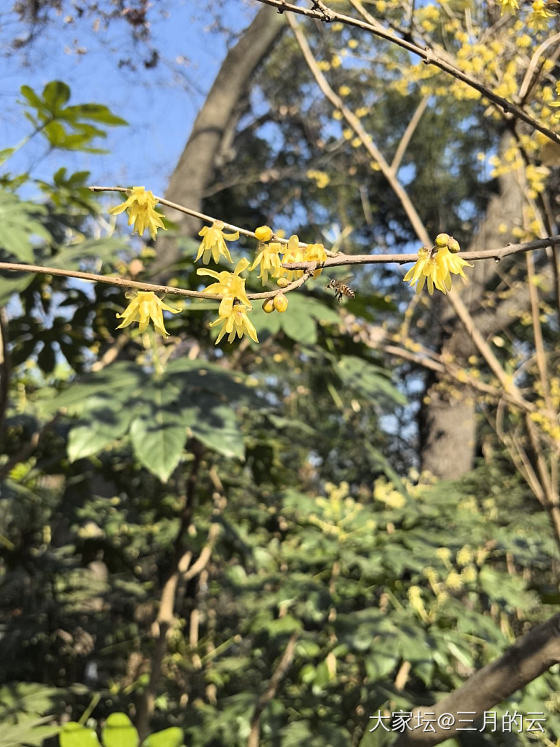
[304, 243, 327, 276]
[528, 0, 553, 29]
[109, 186, 166, 239]
[277, 235, 305, 282]
[436, 246, 473, 284]
[498, 0, 519, 12]
[197, 258, 251, 317]
[196, 221, 239, 264]
[250, 242, 282, 284]
[403, 245, 472, 295]
[116, 291, 180, 336]
[210, 303, 258, 344]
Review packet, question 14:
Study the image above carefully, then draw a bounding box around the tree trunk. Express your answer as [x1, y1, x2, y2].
[420, 144, 527, 479]
[151, 6, 286, 277]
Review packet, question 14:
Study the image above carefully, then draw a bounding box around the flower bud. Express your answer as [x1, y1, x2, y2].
[273, 293, 288, 312]
[448, 237, 460, 253]
[255, 225, 273, 242]
[276, 277, 289, 288]
[435, 233, 450, 247]
[262, 298, 275, 313]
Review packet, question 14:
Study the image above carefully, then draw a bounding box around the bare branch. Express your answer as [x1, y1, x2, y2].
[248, 631, 300, 747]
[394, 613, 560, 746]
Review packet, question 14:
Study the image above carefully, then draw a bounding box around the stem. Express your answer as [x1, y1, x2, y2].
[247, 632, 300, 747]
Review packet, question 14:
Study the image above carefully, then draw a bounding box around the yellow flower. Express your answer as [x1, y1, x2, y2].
[437, 246, 473, 283]
[277, 235, 306, 282]
[403, 248, 445, 295]
[528, 0, 553, 29]
[109, 186, 166, 240]
[210, 303, 258, 344]
[254, 225, 273, 242]
[304, 243, 327, 276]
[197, 258, 251, 317]
[250, 241, 282, 284]
[116, 291, 180, 336]
[403, 246, 472, 295]
[498, 0, 518, 11]
[196, 221, 239, 264]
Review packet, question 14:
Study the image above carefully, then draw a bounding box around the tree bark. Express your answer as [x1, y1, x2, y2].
[393, 613, 560, 746]
[151, 6, 286, 277]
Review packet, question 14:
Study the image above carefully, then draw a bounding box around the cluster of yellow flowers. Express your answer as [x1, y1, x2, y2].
[109, 188, 475, 339]
[109, 187, 327, 344]
[403, 233, 472, 295]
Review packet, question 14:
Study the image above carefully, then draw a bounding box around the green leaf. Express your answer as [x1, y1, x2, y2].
[0, 148, 15, 165]
[68, 407, 135, 461]
[141, 727, 183, 747]
[60, 722, 101, 747]
[336, 355, 406, 405]
[279, 294, 318, 344]
[184, 401, 244, 459]
[0, 273, 33, 304]
[101, 714, 139, 747]
[130, 414, 186, 482]
[51, 237, 129, 270]
[19, 85, 43, 110]
[0, 188, 52, 262]
[65, 103, 127, 127]
[0, 717, 59, 747]
[43, 81, 71, 111]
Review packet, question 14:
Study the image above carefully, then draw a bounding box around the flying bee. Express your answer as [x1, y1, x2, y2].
[327, 277, 356, 303]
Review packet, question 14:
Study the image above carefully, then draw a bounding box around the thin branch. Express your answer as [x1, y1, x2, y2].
[286, 13, 431, 246]
[89, 185, 335, 254]
[446, 288, 528, 408]
[255, 0, 560, 146]
[394, 613, 560, 746]
[0, 260, 311, 301]
[517, 32, 560, 104]
[390, 95, 430, 175]
[1, 236, 558, 311]
[248, 631, 300, 747]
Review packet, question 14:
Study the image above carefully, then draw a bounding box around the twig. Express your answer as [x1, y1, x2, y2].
[287, 13, 431, 246]
[518, 32, 560, 104]
[390, 95, 429, 174]
[248, 631, 300, 747]
[255, 0, 560, 146]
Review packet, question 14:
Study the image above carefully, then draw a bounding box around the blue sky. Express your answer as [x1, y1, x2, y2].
[1, 1, 258, 196]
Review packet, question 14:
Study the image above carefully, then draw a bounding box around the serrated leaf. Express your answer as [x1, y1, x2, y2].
[130, 415, 186, 482]
[51, 238, 129, 269]
[101, 714, 139, 747]
[0, 273, 33, 305]
[68, 407, 134, 461]
[0, 188, 52, 262]
[336, 356, 406, 405]
[0, 717, 59, 747]
[187, 402, 244, 460]
[39, 362, 145, 415]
